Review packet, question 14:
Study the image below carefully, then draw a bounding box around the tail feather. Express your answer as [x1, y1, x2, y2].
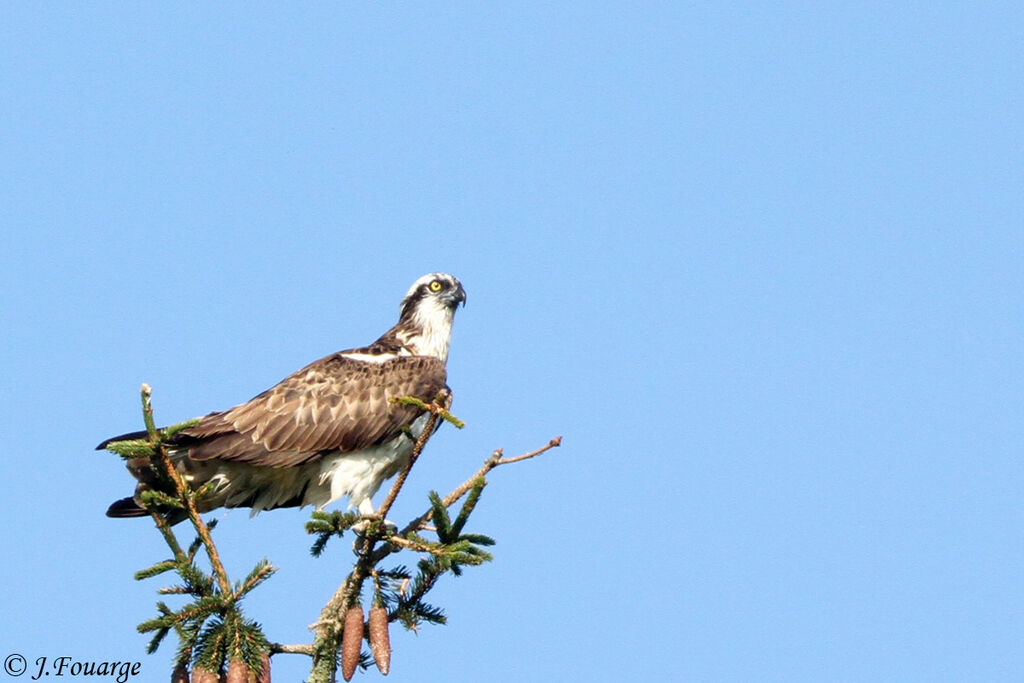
[96, 429, 151, 450]
[101, 428, 189, 522]
[106, 496, 149, 518]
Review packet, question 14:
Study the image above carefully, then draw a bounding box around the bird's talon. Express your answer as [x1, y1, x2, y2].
[352, 517, 397, 536]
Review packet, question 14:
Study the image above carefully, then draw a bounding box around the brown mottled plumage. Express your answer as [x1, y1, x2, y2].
[177, 355, 448, 467]
[99, 273, 465, 520]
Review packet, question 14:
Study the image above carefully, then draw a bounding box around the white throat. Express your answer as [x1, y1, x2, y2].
[400, 298, 455, 362]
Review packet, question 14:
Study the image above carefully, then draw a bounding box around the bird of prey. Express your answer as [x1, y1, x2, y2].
[99, 272, 466, 521]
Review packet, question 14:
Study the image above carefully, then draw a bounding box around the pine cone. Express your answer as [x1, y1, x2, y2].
[171, 662, 189, 683]
[341, 605, 365, 682]
[190, 666, 220, 683]
[225, 660, 248, 683]
[252, 653, 270, 683]
[368, 605, 391, 675]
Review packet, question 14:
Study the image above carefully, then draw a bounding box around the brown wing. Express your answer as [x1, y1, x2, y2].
[171, 354, 449, 468]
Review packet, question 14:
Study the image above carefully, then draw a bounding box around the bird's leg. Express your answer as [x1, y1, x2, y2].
[351, 499, 396, 536]
[357, 498, 376, 517]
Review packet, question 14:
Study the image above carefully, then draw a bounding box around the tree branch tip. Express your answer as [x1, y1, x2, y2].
[492, 436, 563, 467]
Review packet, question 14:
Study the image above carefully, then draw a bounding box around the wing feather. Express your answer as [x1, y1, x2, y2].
[170, 354, 448, 468]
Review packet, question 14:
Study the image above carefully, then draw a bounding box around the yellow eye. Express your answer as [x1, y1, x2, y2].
[429, 280, 443, 292]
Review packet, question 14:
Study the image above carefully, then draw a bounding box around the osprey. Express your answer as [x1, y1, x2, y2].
[99, 273, 466, 521]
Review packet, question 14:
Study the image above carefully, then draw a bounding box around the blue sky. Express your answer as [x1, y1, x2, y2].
[1, 3, 1022, 682]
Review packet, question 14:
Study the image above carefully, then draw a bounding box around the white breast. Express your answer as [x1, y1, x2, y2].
[314, 411, 433, 514]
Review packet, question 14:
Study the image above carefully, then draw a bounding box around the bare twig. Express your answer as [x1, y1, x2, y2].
[269, 643, 315, 656]
[398, 436, 563, 537]
[493, 436, 563, 466]
[374, 410, 440, 523]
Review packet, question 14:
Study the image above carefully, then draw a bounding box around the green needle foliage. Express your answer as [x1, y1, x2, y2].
[192, 613, 270, 675]
[389, 395, 466, 429]
[305, 509, 363, 557]
[132, 541, 275, 676]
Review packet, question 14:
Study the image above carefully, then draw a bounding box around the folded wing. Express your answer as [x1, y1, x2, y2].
[171, 354, 448, 468]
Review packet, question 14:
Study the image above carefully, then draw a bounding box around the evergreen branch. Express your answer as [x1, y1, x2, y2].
[135, 615, 178, 634]
[158, 561, 216, 598]
[234, 559, 277, 599]
[140, 489, 185, 510]
[146, 627, 171, 655]
[134, 560, 177, 581]
[394, 596, 447, 631]
[305, 510, 361, 557]
[229, 616, 271, 673]
[186, 538, 203, 563]
[393, 557, 449, 629]
[385, 535, 447, 556]
[306, 509, 361, 534]
[124, 386, 274, 680]
[173, 621, 201, 673]
[193, 618, 228, 674]
[100, 418, 200, 459]
[450, 478, 486, 538]
[428, 491, 453, 542]
[139, 385, 233, 598]
[104, 439, 155, 459]
[411, 602, 446, 625]
[389, 395, 465, 429]
[138, 595, 228, 633]
[455, 532, 496, 546]
[175, 561, 216, 597]
[161, 418, 202, 439]
[189, 480, 218, 504]
[137, 601, 174, 634]
[309, 535, 333, 560]
[378, 566, 413, 581]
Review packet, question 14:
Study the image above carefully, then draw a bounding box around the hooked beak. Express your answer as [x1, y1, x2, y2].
[452, 284, 467, 308]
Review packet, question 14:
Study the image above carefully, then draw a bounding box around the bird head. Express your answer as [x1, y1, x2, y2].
[399, 273, 466, 319]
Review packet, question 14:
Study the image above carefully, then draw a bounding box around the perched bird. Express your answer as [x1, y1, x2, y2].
[98, 273, 466, 521]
